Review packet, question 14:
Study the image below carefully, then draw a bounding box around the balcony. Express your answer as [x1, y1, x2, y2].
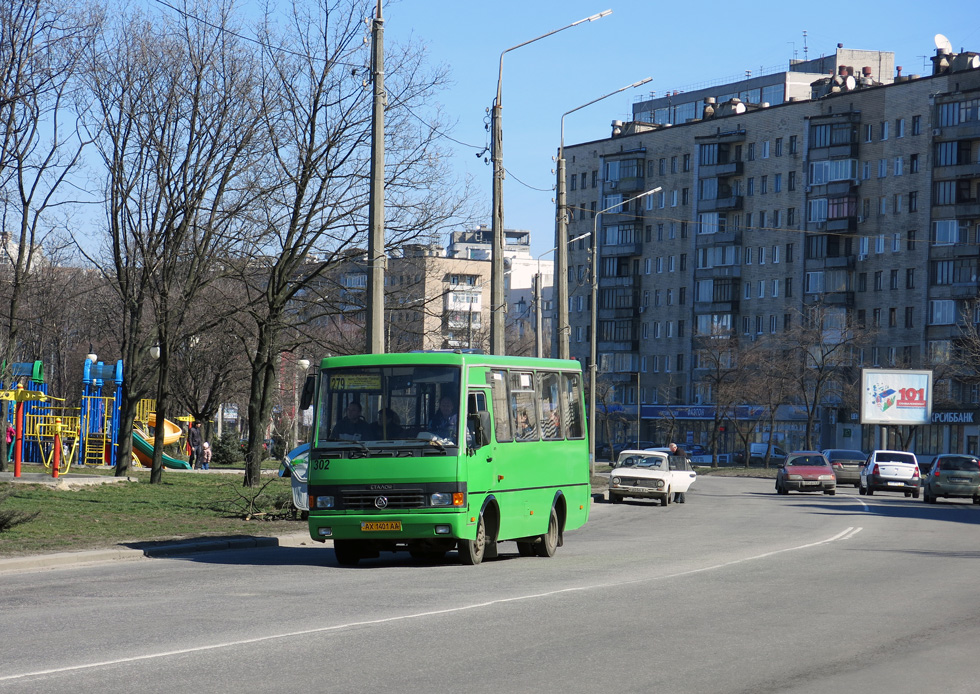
[695, 229, 742, 246]
[694, 299, 740, 313]
[698, 161, 743, 178]
[809, 142, 860, 159]
[935, 162, 980, 179]
[930, 244, 980, 259]
[598, 340, 639, 352]
[824, 255, 855, 269]
[954, 200, 980, 217]
[693, 265, 742, 280]
[819, 291, 855, 306]
[615, 176, 645, 193]
[935, 121, 980, 139]
[698, 195, 743, 212]
[826, 216, 857, 232]
[926, 324, 965, 340]
[601, 242, 643, 257]
[599, 275, 639, 288]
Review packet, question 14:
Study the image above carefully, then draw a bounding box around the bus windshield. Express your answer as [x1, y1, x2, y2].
[316, 365, 461, 449]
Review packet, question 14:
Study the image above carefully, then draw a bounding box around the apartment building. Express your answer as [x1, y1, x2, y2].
[563, 42, 980, 455]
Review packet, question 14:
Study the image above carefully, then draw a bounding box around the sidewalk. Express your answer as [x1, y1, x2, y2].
[0, 529, 317, 574]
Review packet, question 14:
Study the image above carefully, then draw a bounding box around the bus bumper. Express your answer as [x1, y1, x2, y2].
[308, 510, 473, 542]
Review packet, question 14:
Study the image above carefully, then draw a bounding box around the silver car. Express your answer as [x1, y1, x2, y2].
[821, 448, 866, 487]
[922, 454, 980, 504]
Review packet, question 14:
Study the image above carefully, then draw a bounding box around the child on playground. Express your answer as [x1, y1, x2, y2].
[201, 441, 211, 470]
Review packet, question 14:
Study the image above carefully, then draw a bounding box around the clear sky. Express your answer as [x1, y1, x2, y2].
[381, 0, 980, 257]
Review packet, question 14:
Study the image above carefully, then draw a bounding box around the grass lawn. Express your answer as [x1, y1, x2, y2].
[0, 461, 302, 558]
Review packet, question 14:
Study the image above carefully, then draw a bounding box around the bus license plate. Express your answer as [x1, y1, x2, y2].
[361, 521, 402, 532]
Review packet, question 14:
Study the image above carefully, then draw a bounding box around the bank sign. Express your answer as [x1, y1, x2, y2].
[860, 368, 932, 425]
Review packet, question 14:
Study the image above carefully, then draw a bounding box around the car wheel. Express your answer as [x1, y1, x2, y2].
[866, 484, 874, 496]
[912, 489, 920, 500]
[661, 489, 671, 506]
[609, 491, 622, 504]
[825, 489, 836, 496]
[333, 540, 361, 567]
[904, 491, 911, 498]
[925, 492, 935, 504]
[533, 508, 559, 558]
[459, 514, 486, 565]
[858, 482, 866, 495]
[973, 495, 980, 505]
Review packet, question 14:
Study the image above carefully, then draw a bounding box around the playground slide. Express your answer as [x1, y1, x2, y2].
[132, 430, 191, 470]
[146, 413, 182, 446]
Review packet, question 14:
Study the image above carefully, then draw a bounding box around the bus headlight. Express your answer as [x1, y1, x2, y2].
[313, 495, 335, 509]
[430, 493, 452, 506]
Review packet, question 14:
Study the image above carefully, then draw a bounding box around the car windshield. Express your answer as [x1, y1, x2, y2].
[939, 456, 980, 471]
[618, 455, 664, 469]
[316, 365, 462, 450]
[787, 455, 827, 467]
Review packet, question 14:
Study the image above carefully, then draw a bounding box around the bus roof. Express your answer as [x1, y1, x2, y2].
[318, 352, 582, 372]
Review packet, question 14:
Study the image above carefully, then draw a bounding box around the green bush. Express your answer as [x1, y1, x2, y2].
[211, 429, 243, 466]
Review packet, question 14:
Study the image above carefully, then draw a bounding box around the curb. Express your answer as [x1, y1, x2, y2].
[0, 532, 315, 574]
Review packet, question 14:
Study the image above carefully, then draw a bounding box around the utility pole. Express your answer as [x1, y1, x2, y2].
[490, 95, 505, 355]
[366, 0, 386, 354]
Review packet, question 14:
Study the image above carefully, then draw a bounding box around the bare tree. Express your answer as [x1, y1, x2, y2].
[0, 0, 99, 470]
[235, 0, 467, 486]
[81, 1, 264, 481]
[692, 326, 742, 467]
[784, 304, 872, 450]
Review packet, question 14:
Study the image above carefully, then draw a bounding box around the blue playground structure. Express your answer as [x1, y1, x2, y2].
[80, 358, 123, 467]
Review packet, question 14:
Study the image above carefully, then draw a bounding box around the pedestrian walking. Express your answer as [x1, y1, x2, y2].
[188, 421, 204, 469]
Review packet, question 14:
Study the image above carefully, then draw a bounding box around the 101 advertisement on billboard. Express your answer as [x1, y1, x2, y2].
[860, 369, 933, 425]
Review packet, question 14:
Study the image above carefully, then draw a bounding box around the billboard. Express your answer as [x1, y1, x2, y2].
[860, 369, 933, 425]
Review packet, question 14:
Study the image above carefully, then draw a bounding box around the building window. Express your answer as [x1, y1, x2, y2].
[890, 269, 899, 289]
[683, 153, 691, 171]
[761, 175, 768, 194]
[762, 140, 770, 158]
[910, 154, 919, 173]
[881, 121, 889, 140]
[897, 118, 905, 137]
[788, 171, 796, 191]
[785, 278, 793, 298]
[775, 138, 783, 156]
[671, 156, 677, 173]
[909, 191, 918, 212]
[906, 268, 915, 289]
[789, 136, 798, 154]
[905, 306, 914, 328]
[874, 271, 883, 291]
[894, 157, 903, 176]
[748, 143, 755, 161]
[864, 124, 873, 142]
[774, 173, 782, 192]
[912, 115, 921, 135]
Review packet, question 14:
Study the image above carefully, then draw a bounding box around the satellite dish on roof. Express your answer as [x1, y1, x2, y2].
[845, 75, 856, 90]
[934, 33, 953, 55]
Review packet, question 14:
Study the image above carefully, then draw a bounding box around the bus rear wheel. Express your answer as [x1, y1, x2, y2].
[459, 514, 486, 565]
[533, 508, 559, 558]
[333, 540, 361, 567]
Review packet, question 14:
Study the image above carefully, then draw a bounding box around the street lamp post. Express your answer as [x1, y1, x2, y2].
[555, 77, 651, 361]
[536, 232, 591, 358]
[589, 187, 661, 474]
[490, 9, 611, 356]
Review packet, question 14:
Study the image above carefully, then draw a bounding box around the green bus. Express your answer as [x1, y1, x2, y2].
[304, 352, 591, 565]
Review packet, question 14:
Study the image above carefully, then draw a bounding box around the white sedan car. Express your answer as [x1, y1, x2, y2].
[608, 449, 697, 506]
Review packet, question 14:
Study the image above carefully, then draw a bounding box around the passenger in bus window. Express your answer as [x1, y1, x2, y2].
[542, 408, 561, 439]
[430, 395, 458, 442]
[332, 401, 372, 441]
[375, 408, 403, 439]
[517, 410, 535, 439]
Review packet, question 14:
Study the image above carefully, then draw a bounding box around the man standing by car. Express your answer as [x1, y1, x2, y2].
[669, 442, 688, 458]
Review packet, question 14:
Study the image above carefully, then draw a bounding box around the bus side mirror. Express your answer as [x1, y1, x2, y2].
[468, 411, 491, 449]
[300, 374, 316, 410]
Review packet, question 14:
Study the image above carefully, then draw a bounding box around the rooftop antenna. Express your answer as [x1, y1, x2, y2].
[917, 55, 929, 71]
[788, 41, 797, 60]
[803, 30, 808, 60]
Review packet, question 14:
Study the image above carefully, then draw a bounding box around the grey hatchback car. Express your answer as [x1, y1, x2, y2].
[821, 449, 866, 487]
[922, 454, 980, 504]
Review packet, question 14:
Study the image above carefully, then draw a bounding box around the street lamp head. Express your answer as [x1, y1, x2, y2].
[586, 9, 613, 22]
[86, 343, 98, 364]
[297, 358, 311, 371]
[149, 344, 161, 361]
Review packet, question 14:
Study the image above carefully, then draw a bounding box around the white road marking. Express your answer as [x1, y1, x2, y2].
[0, 527, 857, 683]
[842, 527, 864, 540]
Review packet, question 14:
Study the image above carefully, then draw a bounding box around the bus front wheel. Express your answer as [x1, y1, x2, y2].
[459, 515, 486, 565]
[333, 540, 361, 567]
[533, 508, 559, 558]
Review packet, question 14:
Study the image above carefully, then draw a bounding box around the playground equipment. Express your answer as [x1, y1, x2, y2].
[132, 401, 189, 469]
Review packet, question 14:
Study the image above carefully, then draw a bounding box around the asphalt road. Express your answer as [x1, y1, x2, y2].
[2, 475, 979, 693]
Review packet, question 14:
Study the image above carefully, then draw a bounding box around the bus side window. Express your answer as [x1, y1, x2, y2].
[538, 371, 563, 440]
[562, 373, 584, 439]
[489, 370, 512, 442]
[510, 371, 538, 441]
